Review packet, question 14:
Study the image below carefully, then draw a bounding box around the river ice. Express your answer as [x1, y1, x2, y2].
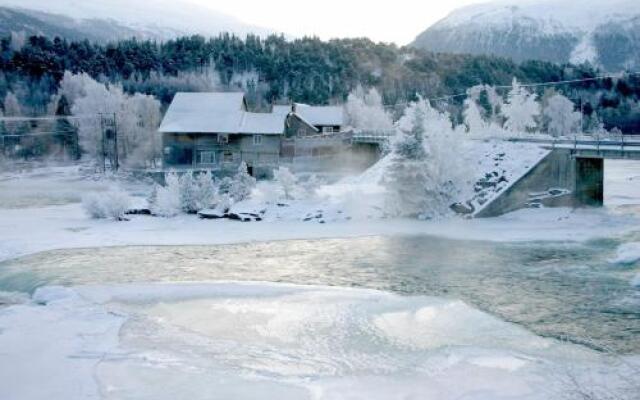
[1, 282, 637, 400]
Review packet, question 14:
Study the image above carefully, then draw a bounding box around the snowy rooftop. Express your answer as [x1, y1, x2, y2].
[159, 92, 285, 135]
[295, 104, 345, 127]
[272, 104, 345, 127]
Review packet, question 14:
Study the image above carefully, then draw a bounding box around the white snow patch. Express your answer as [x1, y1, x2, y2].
[570, 34, 599, 66]
[611, 242, 640, 265]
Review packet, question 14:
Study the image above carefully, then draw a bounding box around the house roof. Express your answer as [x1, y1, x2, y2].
[272, 104, 345, 127]
[240, 112, 285, 134]
[272, 105, 292, 116]
[159, 92, 284, 135]
[295, 104, 345, 127]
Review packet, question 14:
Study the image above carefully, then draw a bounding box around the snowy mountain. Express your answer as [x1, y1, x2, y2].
[412, 0, 640, 72]
[0, 0, 275, 41]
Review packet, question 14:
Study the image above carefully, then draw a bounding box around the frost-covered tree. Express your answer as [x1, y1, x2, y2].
[194, 171, 217, 210]
[384, 97, 467, 219]
[68, 77, 120, 159]
[151, 173, 182, 217]
[384, 99, 434, 218]
[502, 78, 540, 135]
[60, 72, 162, 165]
[179, 172, 199, 213]
[543, 94, 581, 137]
[3, 92, 22, 116]
[3, 92, 24, 135]
[59, 71, 103, 106]
[463, 97, 488, 135]
[273, 166, 299, 200]
[345, 86, 393, 132]
[10, 31, 27, 52]
[82, 187, 131, 220]
[585, 112, 608, 136]
[229, 162, 256, 202]
[118, 92, 162, 167]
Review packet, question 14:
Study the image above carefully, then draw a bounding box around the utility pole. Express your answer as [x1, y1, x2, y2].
[579, 96, 584, 135]
[100, 114, 106, 173]
[112, 113, 119, 172]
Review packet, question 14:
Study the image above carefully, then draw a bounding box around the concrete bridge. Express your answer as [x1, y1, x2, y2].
[475, 136, 640, 217]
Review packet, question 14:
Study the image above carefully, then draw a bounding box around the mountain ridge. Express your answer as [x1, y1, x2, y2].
[0, 0, 275, 41]
[412, 0, 640, 72]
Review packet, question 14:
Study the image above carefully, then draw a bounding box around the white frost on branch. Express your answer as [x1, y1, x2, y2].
[543, 93, 582, 137]
[229, 162, 257, 202]
[384, 97, 467, 219]
[345, 86, 393, 132]
[502, 78, 540, 135]
[82, 187, 131, 220]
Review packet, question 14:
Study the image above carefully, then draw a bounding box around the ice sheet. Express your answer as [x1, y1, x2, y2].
[1, 282, 637, 400]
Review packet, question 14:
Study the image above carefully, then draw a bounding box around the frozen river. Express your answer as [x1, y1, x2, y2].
[1, 234, 639, 354]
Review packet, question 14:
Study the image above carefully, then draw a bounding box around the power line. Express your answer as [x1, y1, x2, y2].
[383, 71, 640, 108]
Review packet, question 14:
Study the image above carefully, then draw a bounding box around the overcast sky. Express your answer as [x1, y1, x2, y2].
[190, 0, 487, 45]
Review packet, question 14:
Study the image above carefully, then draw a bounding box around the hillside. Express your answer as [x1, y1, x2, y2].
[0, 0, 274, 41]
[412, 0, 640, 72]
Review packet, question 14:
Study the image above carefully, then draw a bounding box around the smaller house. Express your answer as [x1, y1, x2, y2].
[273, 103, 346, 135]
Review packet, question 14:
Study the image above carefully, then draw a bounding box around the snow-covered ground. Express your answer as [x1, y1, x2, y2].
[1, 145, 640, 400]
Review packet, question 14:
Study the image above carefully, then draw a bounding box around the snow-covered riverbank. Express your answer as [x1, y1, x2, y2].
[2, 202, 639, 264]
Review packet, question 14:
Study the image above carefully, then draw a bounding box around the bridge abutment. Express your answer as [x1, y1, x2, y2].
[475, 149, 606, 217]
[575, 157, 604, 207]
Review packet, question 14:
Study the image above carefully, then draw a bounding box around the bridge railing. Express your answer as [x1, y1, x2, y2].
[351, 130, 395, 144]
[507, 133, 640, 153]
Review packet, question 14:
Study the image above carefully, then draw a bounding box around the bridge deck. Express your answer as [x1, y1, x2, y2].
[508, 137, 640, 160]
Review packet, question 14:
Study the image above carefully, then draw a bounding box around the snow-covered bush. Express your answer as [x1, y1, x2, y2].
[273, 166, 300, 200]
[179, 172, 199, 213]
[229, 162, 256, 202]
[194, 171, 217, 210]
[150, 173, 182, 217]
[301, 174, 324, 199]
[543, 93, 581, 137]
[502, 78, 540, 135]
[345, 86, 394, 132]
[149, 171, 221, 217]
[215, 193, 232, 214]
[83, 187, 131, 220]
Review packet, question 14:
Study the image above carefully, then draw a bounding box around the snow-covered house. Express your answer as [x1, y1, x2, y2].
[159, 93, 349, 175]
[159, 92, 289, 176]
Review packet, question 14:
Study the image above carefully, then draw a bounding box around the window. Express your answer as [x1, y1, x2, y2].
[223, 151, 234, 163]
[253, 134, 263, 146]
[218, 134, 229, 144]
[322, 126, 335, 134]
[198, 150, 215, 165]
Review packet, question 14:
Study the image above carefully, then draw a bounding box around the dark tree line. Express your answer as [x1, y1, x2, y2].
[1, 33, 640, 131]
